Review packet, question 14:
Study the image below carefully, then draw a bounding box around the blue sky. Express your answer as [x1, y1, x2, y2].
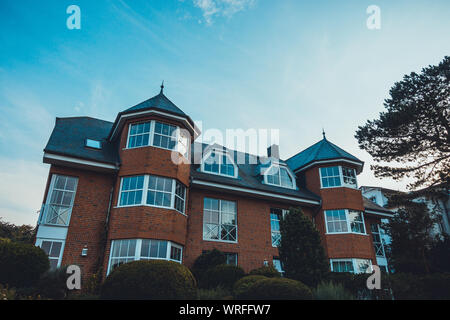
[1, 0, 449, 225]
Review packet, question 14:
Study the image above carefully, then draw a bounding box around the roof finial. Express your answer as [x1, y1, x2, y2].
[322, 128, 326, 140]
[160, 80, 164, 94]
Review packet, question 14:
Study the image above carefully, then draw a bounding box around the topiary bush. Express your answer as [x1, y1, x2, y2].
[238, 277, 313, 300]
[233, 275, 267, 299]
[191, 249, 226, 284]
[101, 260, 197, 300]
[197, 285, 232, 300]
[0, 240, 49, 288]
[200, 264, 245, 289]
[36, 266, 70, 299]
[314, 281, 354, 300]
[249, 265, 281, 278]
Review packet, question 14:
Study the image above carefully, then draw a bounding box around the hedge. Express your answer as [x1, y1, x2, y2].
[101, 260, 197, 300]
[237, 277, 313, 300]
[249, 266, 281, 278]
[0, 240, 49, 288]
[200, 264, 246, 289]
[233, 275, 268, 299]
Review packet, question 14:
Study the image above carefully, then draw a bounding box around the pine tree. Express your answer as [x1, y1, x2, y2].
[278, 207, 329, 287]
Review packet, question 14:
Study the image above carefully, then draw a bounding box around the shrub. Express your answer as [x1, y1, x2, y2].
[191, 249, 226, 283]
[197, 285, 232, 300]
[249, 265, 281, 278]
[36, 266, 70, 299]
[0, 284, 16, 300]
[0, 240, 49, 288]
[238, 277, 313, 300]
[201, 264, 245, 289]
[389, 272, 450, 300]
[314, 281, 354, 300]
[233, 275, 267, 299]
[101, 260, 197, 300]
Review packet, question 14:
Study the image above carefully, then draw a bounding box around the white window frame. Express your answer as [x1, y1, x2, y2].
[200, 148, 238, 179]
[117, 175, 186, 215]
[203, 198, 238, 243]
[125, 120, 189, 160]
[319, 166, 358, 189]
[270, 208, 289, 247]
[42, 174, 78, 226]
[324, 209, 367, 235]
[273, 258, 285, 276]
[35, 239, 65, 270]
[263, 162, 297, 190]
[107, 239, 183, 275]
[330, 258, 373, 274]
[370, 223, 386, 258]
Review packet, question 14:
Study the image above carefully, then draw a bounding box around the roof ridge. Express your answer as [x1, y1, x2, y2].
[56, 116, 113, 124]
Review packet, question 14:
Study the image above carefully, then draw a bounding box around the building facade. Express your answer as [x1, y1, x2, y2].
[35, 88, 393, 284]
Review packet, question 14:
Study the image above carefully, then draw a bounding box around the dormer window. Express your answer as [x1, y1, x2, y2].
[320, 166, 358, 189]
[85, 139, 102, 149]
[264, 164, 296, 189]
[201, 149, 237, 178]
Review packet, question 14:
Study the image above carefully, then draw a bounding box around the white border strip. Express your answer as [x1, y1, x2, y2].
[365, 209, 394, 217]
[110, 109, 200, 140]
[293, 159, 363, 173]
[44, 152, 119, 170]
[192, 179, 320, 205]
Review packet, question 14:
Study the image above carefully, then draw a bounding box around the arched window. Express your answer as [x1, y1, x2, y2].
[264, 164, 296, 189]
[201, 149, 237, 178]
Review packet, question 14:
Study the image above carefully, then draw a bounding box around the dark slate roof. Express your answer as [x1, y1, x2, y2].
[123, 91, 187, 117]
[190, 143, 321, 202]
[286, 137, 363, 172]
[44, 117, 120, 165]
[363, 196, 394, 215]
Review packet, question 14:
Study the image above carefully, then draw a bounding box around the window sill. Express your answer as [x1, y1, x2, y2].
[200, 169, 238, 179]
[326, 232, 368, 236]
[203, 238, 238, 244]
[320, 186, 359, 190]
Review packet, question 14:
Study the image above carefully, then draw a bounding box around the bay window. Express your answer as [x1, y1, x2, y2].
[118, 175, 186, 214]
[320, 166, 358, 189]
[203, 198, 237, 242]
[325, 209, 366, 234]
[108, 239, 183, 274]
[126, 120, 190, 159]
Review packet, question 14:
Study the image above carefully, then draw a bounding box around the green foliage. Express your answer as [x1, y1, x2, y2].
[314, 281, 354, 300]
[383, 197, 441, 274]
[278, 207, 329, 287]
[233, 275, 268, 299]
[191, 249, 226, 284]
[101, 260, 197, 300]
[201, 264, 245, 289]
[236, 277, 313, 300]
[0, 218, 35, 244]
[429, 235, 450, 273]
[389, 273, 450, 300]
[249, 265, 281, 278]
[197, 285, 232, 300]
[35, 266, 70, 299]
[0, 240, 49, 288]
[0, 284, 17, 300]
[355, 56, 450, 190]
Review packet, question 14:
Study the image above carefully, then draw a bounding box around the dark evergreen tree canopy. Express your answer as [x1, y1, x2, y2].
[355, 56, 450, 190]
[278, 207, 329, 287]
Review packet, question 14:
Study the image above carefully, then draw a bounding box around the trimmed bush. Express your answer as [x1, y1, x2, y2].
[197, 285, 232, 300]
[314, 281, 354, 300]
[191, 249, 226, 283]
[238, 277, 313, 300]
[201, 264, 245, 289]
[101, 260, 197, 300]
[0, 240, 49, 288]
[36, 266, 70, 299]
[249, 266, 281, 278]
[233, 275, 267, 299]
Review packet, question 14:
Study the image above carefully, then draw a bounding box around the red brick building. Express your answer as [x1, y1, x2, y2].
[35, 87, 393, 285]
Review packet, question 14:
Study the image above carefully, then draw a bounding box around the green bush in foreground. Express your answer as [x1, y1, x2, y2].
[101, 260, 197, 300]
[191, 249, 226, 284]
[314, 281, 354, 300]
[233, 275, 268, 299]
[201, 264, 246, 289]
[0, 240, 49, 288]
[237, 277, 313, 300]
[197, 285, 233, 300]
[249, 265, 281, 278]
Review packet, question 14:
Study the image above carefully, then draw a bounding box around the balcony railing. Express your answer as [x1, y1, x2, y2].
[38, 203, 73, 227]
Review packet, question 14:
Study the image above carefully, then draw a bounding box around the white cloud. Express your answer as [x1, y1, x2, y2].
[193, 0, 256, 24]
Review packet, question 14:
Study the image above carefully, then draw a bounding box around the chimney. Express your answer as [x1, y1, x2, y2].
[267, 144, 280, 159]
